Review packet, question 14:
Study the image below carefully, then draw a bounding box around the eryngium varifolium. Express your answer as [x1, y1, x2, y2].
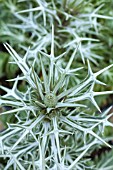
[0, 28, 113, 169]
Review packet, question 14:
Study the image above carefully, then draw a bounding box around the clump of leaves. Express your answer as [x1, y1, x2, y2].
[0, 0, 113, 169]
[0, 32, 113, 168]
[0, 0, 113, 103]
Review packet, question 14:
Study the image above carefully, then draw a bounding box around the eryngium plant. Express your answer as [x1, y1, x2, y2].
[1, 0, 113, 105]
[0, 31, 113, 169]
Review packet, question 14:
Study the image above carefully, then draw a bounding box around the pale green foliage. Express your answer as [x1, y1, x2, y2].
[1, 0, 113, 95]
[0, 35, 113, 169]
[95, 149, 113, 170]
[1, 0, 113, 64]
[0, 0, 113, 169]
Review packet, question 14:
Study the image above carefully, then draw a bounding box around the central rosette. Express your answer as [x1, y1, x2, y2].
[44, 93, 57, 108]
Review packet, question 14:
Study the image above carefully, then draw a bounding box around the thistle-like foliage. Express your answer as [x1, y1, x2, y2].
[0, 30, 113, 169]
[1, 0, 113, 64]
[0, 0, 113, 169]
[1, 0, 113, 98]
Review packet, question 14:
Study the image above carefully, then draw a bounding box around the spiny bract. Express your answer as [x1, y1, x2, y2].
[0, 31, 113, 169]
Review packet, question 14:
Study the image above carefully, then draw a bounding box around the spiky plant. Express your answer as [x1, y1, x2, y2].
[0, 0, 113, 169]
[0, 25, 113, 169]
[0, 0, 113, 64]
[1, 0, 113, 102]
